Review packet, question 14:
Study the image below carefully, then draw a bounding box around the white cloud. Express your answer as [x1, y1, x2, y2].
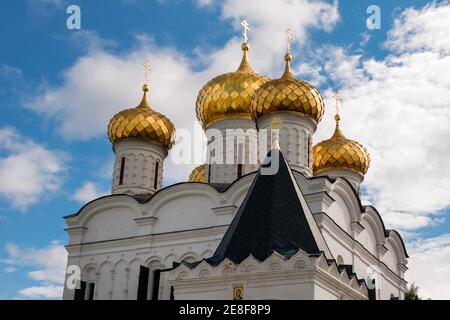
[2, 266, 16, 273]
[386, 1, 450, 54]
[1, 241, 67, 300]
[1, 65, 22, 79]
[195, 0, 214, 8]
[18, 285, 63, 300]
[4, 241, 67, 284]
[0, 127, 68, 210]
[73, 181, 108, 204]
[26, 0, 67, 22]
[359, 32, 371, 47]
[406, 234, 450, 299]
[302, 2, 450, 231]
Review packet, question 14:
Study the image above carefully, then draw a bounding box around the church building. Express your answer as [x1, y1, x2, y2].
[62, 29, 408, 300]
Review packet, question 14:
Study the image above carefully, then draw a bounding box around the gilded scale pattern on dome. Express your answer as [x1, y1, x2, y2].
[108, 84, 175, 149]
[313, 94, 370, 176]
[196, 43, 270, 128]
[251, 53, 324, 123]
[188, 164, 206, 183]
[313, 126, 370, 175]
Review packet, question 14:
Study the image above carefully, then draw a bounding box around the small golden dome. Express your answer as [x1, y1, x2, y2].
[251, 53, 324, 123]
[196, 43, 270, 128]
[188, 164, 206, 183]
[108, 84, 175, 149]
[313, 115, 370, 176]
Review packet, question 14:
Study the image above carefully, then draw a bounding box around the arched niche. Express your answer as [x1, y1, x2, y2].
[357, 218, 378, 256]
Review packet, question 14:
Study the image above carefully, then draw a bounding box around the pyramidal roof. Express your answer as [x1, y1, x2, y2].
[202, 149, 332, 266]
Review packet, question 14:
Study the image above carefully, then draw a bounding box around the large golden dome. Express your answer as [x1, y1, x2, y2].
[251, 53, 324, 123]
[108, 84, 175, 149]
[195, 43, 269, 128]
[188, 164, 206, 183]
[313, 115, 370, 176]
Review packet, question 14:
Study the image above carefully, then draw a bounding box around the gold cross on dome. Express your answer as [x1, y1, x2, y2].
[143, 59, 151, 84]
[333, 92, 341, 116]
[285, 28, 292, 54]
[241, 19, 251, 43]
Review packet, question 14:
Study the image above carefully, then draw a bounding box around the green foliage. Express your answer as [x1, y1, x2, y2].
[404, 283, 421, 300]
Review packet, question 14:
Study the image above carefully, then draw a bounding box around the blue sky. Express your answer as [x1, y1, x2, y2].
[0, 0, 449, 299]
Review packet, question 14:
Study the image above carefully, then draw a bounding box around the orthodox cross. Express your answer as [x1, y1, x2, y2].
[241, 19, 251, 43]
[333, 92, 341, 116]
[285, 28, 292, 54]
[143, 59, 151, 84]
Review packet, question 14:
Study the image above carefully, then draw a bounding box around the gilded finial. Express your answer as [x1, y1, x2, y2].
[237, 31, 253, 73]
[139, 59, 152, 108]
[281, 29, 294, 79]
[333, 92, 341, 123]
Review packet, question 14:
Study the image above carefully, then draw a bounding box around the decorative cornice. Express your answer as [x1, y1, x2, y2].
[312, 212, 327, 229]
[171, 251, 368, 299]
[351, 221, 364, 235]
[377, 244, 389, 257]
[315, 212, 406, 283]
[65, 227, 88, 236]
[397, 263, 408, 274]
[134, 216, 158, 226]
[304, 191, 335, 212]
[211, 205, 237, 216]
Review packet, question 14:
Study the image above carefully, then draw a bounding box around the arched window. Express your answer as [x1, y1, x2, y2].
[207, 163, 211, 183]
[236, 143, 244, 178]
[119, 156, 126, 185]
[153, 161, 159, 189]
[336, 255, 344, 265]
[307, 135, 311, 166]
[87, 282, 95, 300]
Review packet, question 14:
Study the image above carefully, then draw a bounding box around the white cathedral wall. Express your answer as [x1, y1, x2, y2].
[64, 172, 407, 300]
[325, 195, 352, 235]
[314, 284, 339, 300]
[379, 275, 402, 300]
[382, 242, 398, 274]
[63, 229, 226, 300]
[172, 279, 363, 300]
[112, 139, 167, 195]
[321, 231, 353, 266]
[205, 118, 259, 184]
[116, 263, 128, 299]
[83, 207, 137, 243]
[151, 194, 218, 233]
[97, 261, 113, 300]
[317, 210, 406, 300]
[356, 220, 378, 256]
[257, 112, 315, 176]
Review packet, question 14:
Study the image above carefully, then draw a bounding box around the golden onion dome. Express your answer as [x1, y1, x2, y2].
[188, 164, 206, 183]
[195, 42, 270, 128]
[251, 53, 324, 123]
[108, 84, 175, 149]
[313, 114, 370, 176]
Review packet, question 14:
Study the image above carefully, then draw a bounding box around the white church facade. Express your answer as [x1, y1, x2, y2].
[62, 35, 408, 300]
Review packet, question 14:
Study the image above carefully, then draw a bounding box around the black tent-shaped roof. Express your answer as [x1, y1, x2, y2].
[204, 150, 323, 266]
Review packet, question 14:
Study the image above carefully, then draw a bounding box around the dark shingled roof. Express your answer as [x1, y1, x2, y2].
[204, 150, 323, 265]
